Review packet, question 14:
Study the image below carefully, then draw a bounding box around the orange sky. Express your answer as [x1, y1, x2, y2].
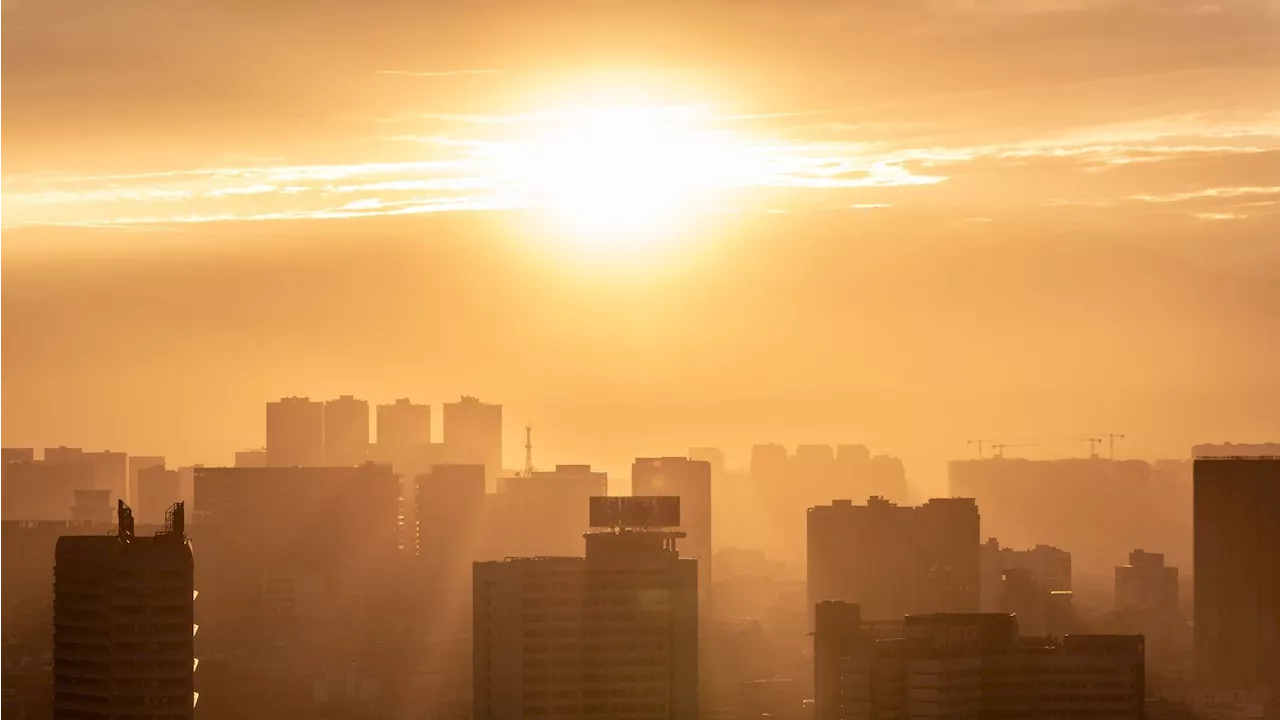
[4, 0, 1279, 492]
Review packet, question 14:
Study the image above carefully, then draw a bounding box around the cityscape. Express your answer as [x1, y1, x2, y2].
[4, 0, 1280, 718]
[2, 395, 1277, 719]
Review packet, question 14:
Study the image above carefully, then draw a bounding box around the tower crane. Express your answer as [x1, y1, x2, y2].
[1079, 437, 1103, 459]
[967, 439, 994, 459]
[990, 443, 1040, 459]
[523, 423, 535, 478]
[1101, 433, 1126, 460]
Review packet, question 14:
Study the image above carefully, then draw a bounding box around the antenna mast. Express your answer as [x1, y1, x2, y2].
[524, 423, 534, 478]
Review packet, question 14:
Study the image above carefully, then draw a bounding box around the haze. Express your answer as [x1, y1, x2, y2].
[5, 0, 1280, 490]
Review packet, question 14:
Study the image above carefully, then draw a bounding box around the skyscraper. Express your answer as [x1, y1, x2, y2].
[323, 395, 370, 466]
[807, 496, 981, 624]
[137, 464, 182, 526]
[494, 464, 608, 557]
[1193, 456, 1280, 698]
[443, 396, 502, 483]
[84, 450, 128, 508]
[378, 398, 431, 456]
[266, 396, 324, 467]
[632, 457, 712, 607]
[473, 496, 698, 720]
[54, 501, 195, 720]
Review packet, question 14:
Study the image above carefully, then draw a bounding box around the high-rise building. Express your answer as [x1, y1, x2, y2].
[833, 613, 1144, 720]
[688, 447, 725, 481]
[417, 463, 487, 580]
[473, 496, 698, 720]
[3, 447, 35, 464]
[265, 396, 324, 467]
[43, 446, 85, 465]
[443, 396, 502, 484]
[84, 451, 128, 508]
[72, 489, 114, 524]
[632, 457, 712, 601]
[807, 496, 980, 624]
[323, 395, 370, 466]
[378, 398, 431, 456]
[1115, 549, 1178, 614]
[137, 464, 182, 526]
[1, 459, 92, 520]
[128, 455, 165, 506]
[1193, 456, 1280, 698]
[494, 464, 608, 557]
[54, 501, 195, 720]
[749, 443, 789, 482]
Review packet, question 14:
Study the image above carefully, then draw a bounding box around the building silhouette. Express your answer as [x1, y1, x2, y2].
[1, 459, 92, 521]
[378, 398, 431, 458]
[443, 396, 502, 485]
[3, 447, 36, 464]
[632, 457, 712, 604]
[473, 496, 698, 720]
[137, 464, 181, 526]
[323, 395, 370, 466]
[808, 497, 980, 624]
[127, 455, 164, 507]
[54, 501, 194, 720]
[816, 609, 1144, 719]
[1193, 456, 1280, 699]
[265, 396, 324, 467]
[1116, 549, 1178, 614]
[494, 464, 608, 558]
[233, 449, 266, 468]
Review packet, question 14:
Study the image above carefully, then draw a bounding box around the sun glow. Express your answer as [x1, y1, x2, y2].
[502, 105, 746, 246]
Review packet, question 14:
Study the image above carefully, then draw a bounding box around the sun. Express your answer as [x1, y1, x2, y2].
[502, 105, 741, 247]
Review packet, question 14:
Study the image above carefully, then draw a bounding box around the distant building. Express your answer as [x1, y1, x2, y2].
[828, 612, 1144, 720]
[71, 489, 113, 524]
[494, 464, 608, 557]
[687, 447, 725, 481]
[43, 446, 85, 465]
[808, 496, 980, 625]
[83, 451, 128, 509]
[127, 455, 165, 506]
[138, 464, 182, 526]
[1193, 456, 1280, 698]
[632, 457, 712, 605]
[54, 502, 194, 720]
[417, 463, 487, 582]
[443, 396, 502, 484]
[324, 395, 370, 466]
[194, 463, 400, 628]
[1116, 549, 1178, 614]
[233, 449, 267, 468]
[749, 443, 789, 481]
[1, 459, 92, 520]
[265, 396, 324, 467]
[2, 447, 35, 464]
[377, 398, 431, 456]
[950, 457, 1180, 573]
[473, 496, 698, 720]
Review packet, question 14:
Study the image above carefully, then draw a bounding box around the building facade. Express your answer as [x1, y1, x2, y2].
[443, 396, 502, 485]
[53, 502, 195, 720]
[808, 497, 981, 625]
[323, 395, 370, 467]
[473, 496, 698, 720]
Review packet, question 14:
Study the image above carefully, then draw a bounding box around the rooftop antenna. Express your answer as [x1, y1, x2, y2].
[524, 423, 534, 478]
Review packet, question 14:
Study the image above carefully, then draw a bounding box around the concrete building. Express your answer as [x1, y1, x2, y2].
[417, 463, 487, 574]
[265, 396, 324, 467]
[54, 502, 194, 720]
[323, 395, 370, 467]
[83, 451, 128, 510]
[233, 449, 267, 468]
[687, 447, 725, 482]
[3, 447, 36, 464]
[72, 489, 114, 524]
[137, 465, 182, 526]
[494, 464, 608, 558]
[808, 497, 981, 625]
[473, 496, 698, 720]
[443, 396, 502, 485]
[43, 446, 85, 465]
[127, 455, 165, 507]
[377, 398, 431, 457]
[827, 612, 1144, 720]
[1193, 456, 1280, 698]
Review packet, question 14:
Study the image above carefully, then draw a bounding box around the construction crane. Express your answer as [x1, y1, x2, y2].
[1101, 433, 1126, 460]
[990, 443, 1039, 459]
[967, 439, 994, 459]
[1079, 437, 1103, 459]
